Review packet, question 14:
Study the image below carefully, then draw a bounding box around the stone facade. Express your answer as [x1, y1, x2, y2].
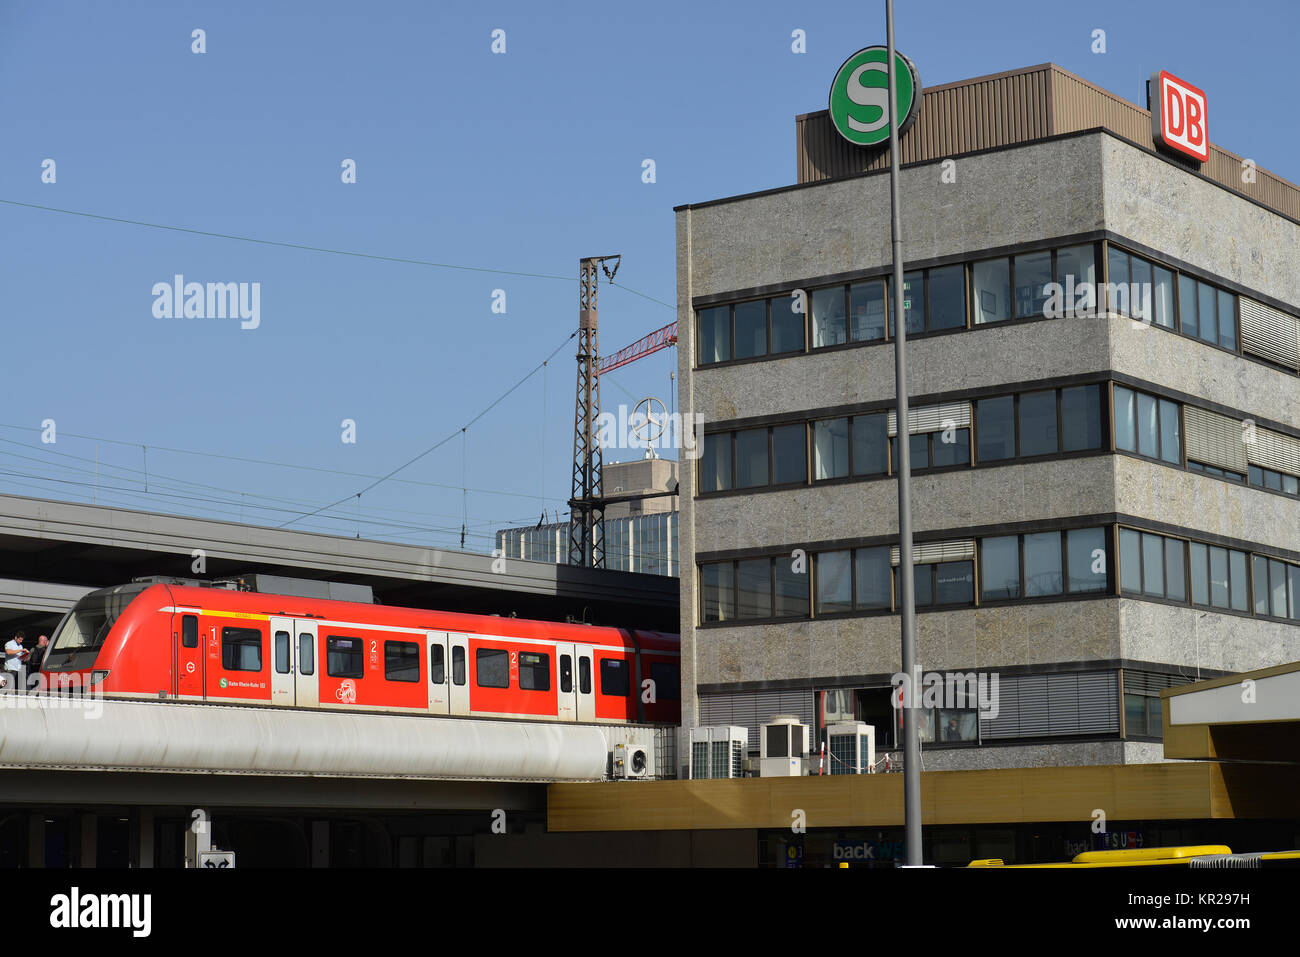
[676, 124, 1300, 770]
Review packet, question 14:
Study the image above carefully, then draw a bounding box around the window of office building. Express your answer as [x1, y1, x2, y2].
[895, 265, 966, 335]
[850, 279, 887, 343]
[1014, 251, 1052, 318]
[855, 547, 892, 610]
[891, 429, 970, 472]
[1055, 243, 1097, 292]
[1179, 276, 1238, 350]
[1187, 541, 1249, 612]
[737, 558, 772, 619]
[812, 286, 849, 348]
[1119, 529, 1187, 602]
[983, 528, 1108, 601]
[700, 433, 731, 492]
[977, 386, 1102, 462]
[701, 563, 735, 622]
[815, 550, 853, 615]
[772, 424, 807, 485]
[1249, 465, 1300, 497]
[770, 296, 805, 355]
[814, 418, 851, 480]
[976, 395, 1015, 460]
[1108, 248, 1175, 328]
[732, 300, 767, 360]
[1018, 390, 1058, 457]
[980, 536, 1020, 600]
[1253, 555, 1300, 621]
[852, 414, 889, 476]
[972, 258, 1012, 324]
[1114, 386, 1181, 464]
[896, 561, 973, 608]
[698, 305, 730, 364]
[735, 428, 769, 489]
[1060, 385, 1103, 452]
[774, 560, 810, 618]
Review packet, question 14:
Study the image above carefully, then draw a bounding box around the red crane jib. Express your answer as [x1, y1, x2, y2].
[597, 322, 678, 375]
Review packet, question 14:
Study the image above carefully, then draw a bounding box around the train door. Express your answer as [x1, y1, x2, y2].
[448, 632, 470, 716]
[269, 617, 319, 707]
[270, 617, 295, 706]
[427, 631, 450, 714]
[174, 612, 203, 699]
[555, 642, 576, 721]
[295, 621, 318, 707]
[575, 645, 596, 722]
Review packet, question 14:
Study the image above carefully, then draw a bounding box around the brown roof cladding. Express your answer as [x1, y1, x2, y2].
[797, 62, 1300, 222]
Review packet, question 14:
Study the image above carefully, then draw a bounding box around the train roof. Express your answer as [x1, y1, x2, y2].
[126, 582, 679, 650]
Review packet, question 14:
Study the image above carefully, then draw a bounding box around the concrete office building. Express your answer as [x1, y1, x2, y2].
[496, 458, 679, 577]
[675, 62, 1300, 769]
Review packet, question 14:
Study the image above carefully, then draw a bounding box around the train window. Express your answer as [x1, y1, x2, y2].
[452, 646, 466, 686]
[649, 662, 680, 701]
[476, 648, 509, 688]
[298, 634, 315, 675]
[326, 636, 364, 678]
[430, 644, 446, 684]
[518, 652, 550, 692]
[221, 627, 262, 672]
[274, 631, 291, 674]
[181, 615, 198, 648]
[578, 657, 591, 695]
[384, 641, 420, 682]
[600, 658, 629, 697]
[560, 655, 573, 693]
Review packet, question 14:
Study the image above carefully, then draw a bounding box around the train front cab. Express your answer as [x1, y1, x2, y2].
[41, 582, 158, 695]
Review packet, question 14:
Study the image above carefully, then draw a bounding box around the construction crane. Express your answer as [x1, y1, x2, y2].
[567, 257, 679, 569]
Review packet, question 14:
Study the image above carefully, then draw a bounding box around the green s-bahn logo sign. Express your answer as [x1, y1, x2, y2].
[829, 46, 921, 147]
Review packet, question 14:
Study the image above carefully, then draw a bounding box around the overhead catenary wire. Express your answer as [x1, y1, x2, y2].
[0, 198, 674, 309]
[279, 330, 579, 529]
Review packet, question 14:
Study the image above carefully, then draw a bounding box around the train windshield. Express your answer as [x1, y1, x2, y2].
[49, 583, 150, 654]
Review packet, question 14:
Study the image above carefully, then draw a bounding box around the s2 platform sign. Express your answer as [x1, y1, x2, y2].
[1150, 70, 1208, 164]
[829, 46, 921, 148]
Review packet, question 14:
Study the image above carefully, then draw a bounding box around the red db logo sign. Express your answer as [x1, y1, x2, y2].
[1150, 71, 1208, 163]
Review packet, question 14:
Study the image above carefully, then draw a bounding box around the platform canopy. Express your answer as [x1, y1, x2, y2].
[1162, 661, 1300, 763]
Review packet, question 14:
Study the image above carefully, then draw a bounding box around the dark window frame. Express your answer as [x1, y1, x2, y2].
[326, 635, 364, 679]
[384, 639, 421, 683]
[220, 626, 263, 673]
[274, 630, 291, 675]
[475, 647, 509, 689]
[518, 651, 551, 692]
[599, 657, 630, 698]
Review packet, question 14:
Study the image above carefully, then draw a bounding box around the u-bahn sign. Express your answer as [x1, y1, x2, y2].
[829, 46, 921, 148]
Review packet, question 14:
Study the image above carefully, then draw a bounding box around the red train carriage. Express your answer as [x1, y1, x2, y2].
[41, 582, 680, 725]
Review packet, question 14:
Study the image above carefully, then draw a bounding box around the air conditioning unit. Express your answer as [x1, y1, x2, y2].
[760, 715, 809, 777]
[827, 722, 876, 774]
[612, 742, 652, 779]
[689, 726, 747, 779]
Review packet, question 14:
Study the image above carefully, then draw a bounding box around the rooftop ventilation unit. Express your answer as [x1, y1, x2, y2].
[827, 722, 876, 775]
[689, 726, 747, 779]
[760, 715, 809, 777]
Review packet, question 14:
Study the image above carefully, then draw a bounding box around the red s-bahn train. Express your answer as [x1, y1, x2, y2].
[40, 581, 681, 725]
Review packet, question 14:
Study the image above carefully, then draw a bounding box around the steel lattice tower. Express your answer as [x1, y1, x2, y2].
[568, 255, 619, 567]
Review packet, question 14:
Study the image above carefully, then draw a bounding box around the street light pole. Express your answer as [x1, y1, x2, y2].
[885, 0, 923, 867]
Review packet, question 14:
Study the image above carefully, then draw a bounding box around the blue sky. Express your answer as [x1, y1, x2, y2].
[1, 0, 1296, 554]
